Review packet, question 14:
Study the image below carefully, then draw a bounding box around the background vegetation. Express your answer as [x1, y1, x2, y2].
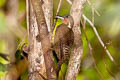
[0, 0, 120, 80]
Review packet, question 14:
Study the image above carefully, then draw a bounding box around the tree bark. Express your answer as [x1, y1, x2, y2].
[28, 0, 56, 80]
[28, 0, 46, 80]
[65, 0, 86, 80]
[42, 0, 53, 33]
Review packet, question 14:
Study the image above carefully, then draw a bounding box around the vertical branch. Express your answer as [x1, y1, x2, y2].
[30, 0, 56, 79]
[42, 0, 53, 48]
[26, 0, 30, 37]
[42, 0, 53, 33]
[28, 0, 46, 80]
[65, 0, 86, 80]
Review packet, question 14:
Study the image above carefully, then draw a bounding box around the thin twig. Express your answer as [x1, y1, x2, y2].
[52, 0, 63, 31]
[66, 0, 100, 17]
[102, 50, 116, 80]
[56, 0, 63, 16]
[81, 19, 104, 80]
[82, 14, 115, 63]
[87, 0, 100, 16]
[105, 42, 120, 71]
[26, 0, 30, 37]
[106, 41, 120, 52]
[66, 0, 72, 5]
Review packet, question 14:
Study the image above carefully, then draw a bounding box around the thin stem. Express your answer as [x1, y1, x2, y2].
[26, 0, 30, 37]
[81, 19, 104, 80]
[52, 0, 63, 31]
[82, 14, 115, 63]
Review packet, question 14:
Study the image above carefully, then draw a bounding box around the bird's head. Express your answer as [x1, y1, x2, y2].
[55, 15, 74, 28]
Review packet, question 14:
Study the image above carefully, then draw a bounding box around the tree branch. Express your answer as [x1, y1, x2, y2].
[26, 0, 30, 38]
[28, 0, 46, 80]
[31, 0, 56, 79]
[42, 0, 53, 33]
[82, 14, 115, 63]
[65, 0, 86, 80]
[42, 0, 54, 50]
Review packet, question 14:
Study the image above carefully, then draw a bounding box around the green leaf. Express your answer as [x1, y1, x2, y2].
[0, 0, 6, 7]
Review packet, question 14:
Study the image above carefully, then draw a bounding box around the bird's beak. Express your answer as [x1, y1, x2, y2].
[55, 16, 64, 20]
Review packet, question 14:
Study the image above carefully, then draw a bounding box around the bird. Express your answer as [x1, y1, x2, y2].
[52, 15, 74, 76]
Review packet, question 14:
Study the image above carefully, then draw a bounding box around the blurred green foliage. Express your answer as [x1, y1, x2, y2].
[0, 0, 6, 7]
[0, 63, 8, 72]
[0, 11, 6, 32]
[0, 0, 120, 80]
[20, 70, 28, 80]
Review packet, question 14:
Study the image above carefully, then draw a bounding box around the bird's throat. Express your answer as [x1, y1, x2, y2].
[67, 22, 72, 29]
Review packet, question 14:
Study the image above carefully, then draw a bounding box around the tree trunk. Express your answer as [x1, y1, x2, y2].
[28, 0, 56, 80]
[27, 0, 46, 80]
[65, 0, 86, 80]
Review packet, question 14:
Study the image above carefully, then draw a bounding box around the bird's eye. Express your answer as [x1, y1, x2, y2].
[65, 15, 69, 18]
[64, 15, 69, 18]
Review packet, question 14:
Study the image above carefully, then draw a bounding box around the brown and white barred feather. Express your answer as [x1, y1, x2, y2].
[53, 24, 74, 61]
[62, 44, 70, 60]
[53, 15, 74, 77]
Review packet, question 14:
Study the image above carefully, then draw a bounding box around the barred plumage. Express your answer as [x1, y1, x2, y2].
[53, 24, 74, 60]
[53, 15, 74, 76]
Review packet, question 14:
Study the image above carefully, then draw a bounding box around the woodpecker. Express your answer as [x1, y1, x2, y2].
[53, 15, 74, 75]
